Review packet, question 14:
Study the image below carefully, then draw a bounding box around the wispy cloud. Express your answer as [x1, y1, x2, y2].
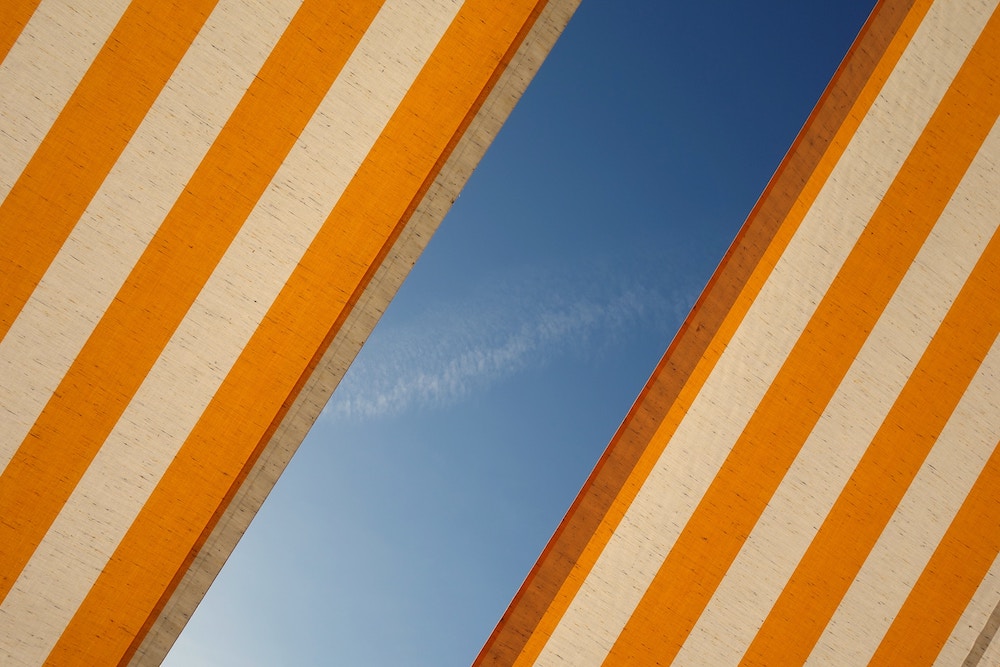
[323, 263, 695, 421]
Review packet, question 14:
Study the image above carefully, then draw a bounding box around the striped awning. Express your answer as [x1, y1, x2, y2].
[478, 0, 1000, 664]
[0, 1, 578, 664]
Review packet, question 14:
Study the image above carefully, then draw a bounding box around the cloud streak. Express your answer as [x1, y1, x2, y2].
[324, 261, 696, 422]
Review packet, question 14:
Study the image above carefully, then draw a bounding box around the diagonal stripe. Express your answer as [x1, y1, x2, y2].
[41, 1, 543, 664]
[806, 323, 1000, 665]
[0, 0, 301, 476]
[0, 0, 40, 64]
[0, 0, 383, 607]
[511, 3, 934, 664]
[873, 431, 1000, 665]
[150, 2, 574, 662]
[868, 373, 1000, 659]
[602, 7, 1000, 664]
[535, 1, 975, 663]
[1, 0, 431, 658]
[801, 133, 1000, 665]
[0, 0, 132, 204]
[678, 110, 1000, 667]
[933, 548, 1000, 666]
[0, 0, 219, 342]
[738, 18, 1000, 665]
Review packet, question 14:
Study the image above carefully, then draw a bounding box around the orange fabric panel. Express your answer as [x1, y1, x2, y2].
[46, 1, 547, 664]
[872, 430, 1000, 663]
[0, 0, 382, 605]
[0, 0, 41, 63]
[0, 0, 218, 342]
[744, 224, 1000, 665]
[604, 7, 1000, 663]
[498, 3, 930, 663]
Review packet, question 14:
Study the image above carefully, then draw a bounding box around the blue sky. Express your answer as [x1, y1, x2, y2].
[165, 1, 877, 664]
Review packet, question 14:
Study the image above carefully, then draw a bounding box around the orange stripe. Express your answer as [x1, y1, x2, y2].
[46, 2, 546, 664]
[509, 2, 932, 663]
[743, 223, 1000, 664]
[870, 442, 1000, 663]
[0, 0, 40, 64]
[0, 0, 217, 342]
[0, 1, 381, 605]
[603, 8, 1000, 664]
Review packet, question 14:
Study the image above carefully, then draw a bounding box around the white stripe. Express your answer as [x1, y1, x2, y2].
[0, 0, 462, 663]
[678, 115, 1000, 666]
[807, 334, 1000, 664]
[0, 0, 302, 473]
[535, 0, 994, 663]
[0, 0, 130, 204]
[935, 553, 1000, 665]
[805, 137, 1000, 666]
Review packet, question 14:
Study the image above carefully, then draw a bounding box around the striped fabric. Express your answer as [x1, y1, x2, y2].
[0, 1, 577, 664]
[477, 0, 1000, 665]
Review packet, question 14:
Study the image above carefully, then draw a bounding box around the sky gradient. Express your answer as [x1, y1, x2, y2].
[164, 2, 879, 664]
